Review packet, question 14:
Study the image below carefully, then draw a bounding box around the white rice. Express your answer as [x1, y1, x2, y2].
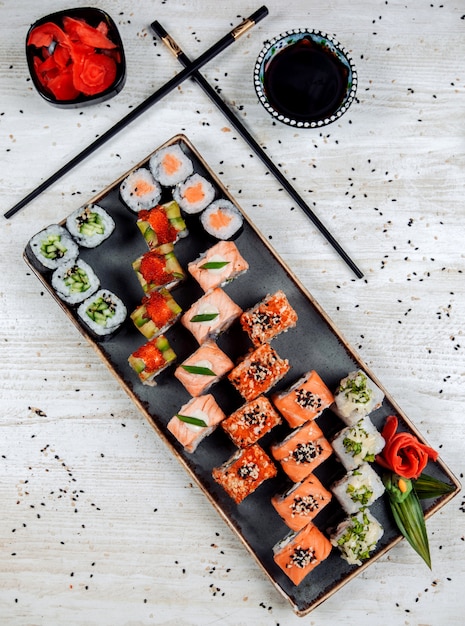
[332, 370, 385, 425]
[28, 224, 79, 270]
[331, 462, 385, 514]
[330, 509, 384, 566]
[66, 204, 115, 248]
[149, 143, 194, 187]
[77, 289, 127, 337]
[173, 174, 215, 214]
[120, 167, 162, 213]
[51, 258, 100, 305]
[200, 199, 243, 240]
[332, 416, 385, 471]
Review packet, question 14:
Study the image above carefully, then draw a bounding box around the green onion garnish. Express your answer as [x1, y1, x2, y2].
[181, 364, 216, 376]
[200, 261, 230, 270]
[190, 313, 219, 323]
[176, 414, 208, 427]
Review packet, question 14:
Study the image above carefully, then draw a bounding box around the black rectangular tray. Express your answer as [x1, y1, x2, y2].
[23, 134, 461, 616]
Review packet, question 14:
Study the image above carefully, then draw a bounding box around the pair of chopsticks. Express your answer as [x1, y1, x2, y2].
[5, 6, 363, 279]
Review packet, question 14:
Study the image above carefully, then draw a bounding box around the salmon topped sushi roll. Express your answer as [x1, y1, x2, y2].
[136, 201, 187, 253]
[333, 370, 385, 425]
[228, 343, 290, 403]
[174, 340, 234, 397]
[188, 241, 249, 293]
[130, 288, 182, 340]
[272, 370, 334, 429]
[271, 420, 332, 483]
[167, 394, 227, 453]
[271, 473, 333, 532]
[149, 143, 194, 187]
[128, 335, 176, 385]
[240, 290, 298, 346]
[212, 443, 277, 504]
[181, 287, 242, 345]
[132, 249, 185, 294]
[273, 522, 332, 586]
[221, 395, 282, 448]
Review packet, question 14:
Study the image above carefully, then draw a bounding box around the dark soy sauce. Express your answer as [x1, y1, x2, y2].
[264, 37, 348, 120]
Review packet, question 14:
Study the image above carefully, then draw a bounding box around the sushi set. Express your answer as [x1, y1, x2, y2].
[23, 134, 460, 616]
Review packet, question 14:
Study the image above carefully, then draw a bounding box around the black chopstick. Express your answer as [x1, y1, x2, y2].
[4, 6, 268, 220]
[151, 21, 364, 279]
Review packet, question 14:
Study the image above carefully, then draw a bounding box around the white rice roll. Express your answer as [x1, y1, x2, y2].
[333, 370, 385, 425]
[51, 259, 100, 305]
[149, 143, 194, 187]
[330, 509, 384, 566]
[173, 173, 215, 214]
[200, 200, 243, 240]
[332, 417, 385, 471]
[331, 462, 385, 514]
[120, 167, 162, 213]
[77, 289, 127, 338]
[66, 204, 115, 248]
[28, 224, 79, 271]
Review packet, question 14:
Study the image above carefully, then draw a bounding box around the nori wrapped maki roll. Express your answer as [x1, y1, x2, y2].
[51, 258, 100, 305]
[66, 204, 115, 248]
[27, 224, 79, 271]
[77, 289, 127, 339]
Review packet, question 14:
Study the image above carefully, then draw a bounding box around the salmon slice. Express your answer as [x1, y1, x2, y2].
[271, 473, 332, 532]
[273, 521, 332, 585]
[272, 370, 334, 428]
[188, 240, 249, 292]
[181, 287, 242, 344]
[174, 340, 234, 396]
[221, 395, 282, 448]
[228, 343, 290, 402]
[167, 394, 227, 453]
[240, 290, 298, 346]
[212, 443, 277, 504]
[271, 420, 332, 482]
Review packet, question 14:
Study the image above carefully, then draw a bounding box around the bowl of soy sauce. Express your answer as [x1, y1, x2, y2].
[254, 29, 357, 128]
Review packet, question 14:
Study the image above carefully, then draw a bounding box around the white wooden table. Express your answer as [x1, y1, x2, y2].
[1, 1, 464, 624]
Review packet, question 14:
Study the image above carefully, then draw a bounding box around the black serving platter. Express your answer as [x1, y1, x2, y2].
[23, 134, 461, 616]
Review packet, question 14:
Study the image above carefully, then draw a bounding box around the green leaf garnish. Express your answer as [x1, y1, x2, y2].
[176, 414, 208, 427]
[413, 473, 455, 499]
[190, 313, 219, 323]
[181, 364, 216, 376]
[200, 261, 230, 270]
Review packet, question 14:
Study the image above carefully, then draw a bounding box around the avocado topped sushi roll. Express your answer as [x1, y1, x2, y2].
[51, 258, 99, 305]
[77, 289, 127, 339]
[136, 201, 187, 253]
[130, 288, 182, 340]
[132, 249, 185, 294]
[149, 143, 194, 187]
[28, 224, 79, 271]
[66, 204, 115, 248]
[128, 335, 176, 385]
[120, 167, 162, 213]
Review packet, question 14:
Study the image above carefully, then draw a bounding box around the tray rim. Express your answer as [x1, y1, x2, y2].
[22, 132, 462, 617]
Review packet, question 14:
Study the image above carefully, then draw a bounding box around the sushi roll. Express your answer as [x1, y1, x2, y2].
[272, 370, 334, 429]
[273, 522, 332, 586]
[332, 370, 385, 425]
[173, 173, 215, 214]
[221, 395, 282, 448]
[212, 443, 277, 504]
[66, 204, 115, 248]
[331, 417, 385, 471]
[227, 343, 290, 403]
[167, 394, 227, 453]
[174, 340, 234, 397]
[329, 509, 384, 566]
[149, 143, 194, 187]
[181, 287, 242, 345]
[200, 199, 243, 240]
[271, 473, 332, 532]
[77, 289, 127, 339]
[240, 290, 298, 347]
[270, 420, 333, 483]
[51, 258, 99, 305]
[188, 240, 249, 292]
[120, 167, 162, 213]
[27, 224, 79, 271]
[331, 463, 385, 514]
[132, 249, 185, 294]
[136, 201, 188, 253]
[128, 335, 176, 385]
[130, 288, 182, 340]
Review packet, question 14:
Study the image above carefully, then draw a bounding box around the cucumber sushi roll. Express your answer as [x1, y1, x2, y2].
[200, 200, 243, 240]
[173, 173, 215, 214]
[51, 259, 100, 305]
[66, 204, 115, 248]
[149, 143, 194, 187]
[77, 289, 127, 339]
[120, 167, 162, 213]
[28, 224, 79, 271]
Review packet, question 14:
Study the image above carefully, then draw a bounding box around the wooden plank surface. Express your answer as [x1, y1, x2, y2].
[1, 1, 464, 624]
